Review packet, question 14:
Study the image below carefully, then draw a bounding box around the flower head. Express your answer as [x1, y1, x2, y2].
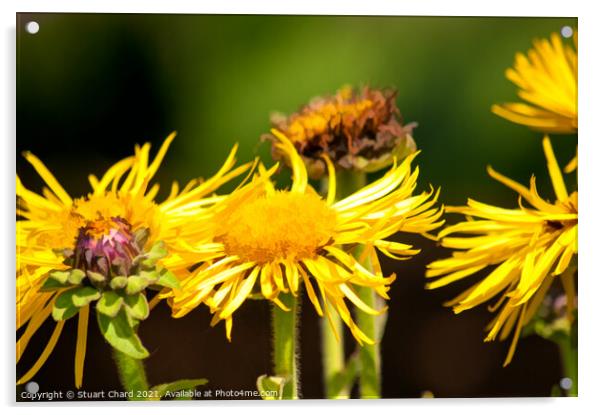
[267, 86, 417, 178]
[426, 136, 577, 365]
[168, 129, 442, 343]
[16, 134, 248, 387]
[492, 30, 578, 133]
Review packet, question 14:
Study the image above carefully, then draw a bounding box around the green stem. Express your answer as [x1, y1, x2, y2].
[271, 292, 300, 399]
[318, 171, 368, 398]
[558, 323, 578, 396]
[321, 171, 382, 398]
[321, 301, 347, 398]
[355, 284, 382, 398]
[112, 348, 150, 401]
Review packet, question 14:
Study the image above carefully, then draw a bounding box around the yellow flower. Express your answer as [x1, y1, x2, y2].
[16, 134, 248, 387]
[492, 30, 578, 133]
[426, 136, 577, 365]
[168, 129, 443, 343]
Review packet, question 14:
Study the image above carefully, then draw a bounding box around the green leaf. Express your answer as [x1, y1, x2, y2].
[40, 276, 69, 292]
[96, 291, 124, 317]
[156, 269, 180, 289]
[126, 276, 149, 295]
[110, 276, 128, 290]
[51, 288, 80, 321]
[151, 378, 208, 400]
[328, 353, 359, 398]
[97, 309, 149, 359]
[68, 269, 86, 285]
[72, 286, 101, 307]
[256, 375, 286, 400]
[49, 270, 71, 284]
[124, 293, 150, 320]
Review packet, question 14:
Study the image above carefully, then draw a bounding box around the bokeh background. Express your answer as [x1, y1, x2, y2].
[16, 13, 578, 399]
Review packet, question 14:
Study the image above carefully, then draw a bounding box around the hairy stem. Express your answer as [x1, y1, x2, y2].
[271, 292, 300, 399]
[112, 348, 149, 401]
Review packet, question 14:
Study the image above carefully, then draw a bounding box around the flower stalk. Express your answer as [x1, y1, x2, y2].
[355, 284, 382, 398]
[320, 302, 347, 398]
[557, 323, 578, 397]
[321, 170, 382, 398]
[112, 347, 149, 401]
[271, 292, 300, 399]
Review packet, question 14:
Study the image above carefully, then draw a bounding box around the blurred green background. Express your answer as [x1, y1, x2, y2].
[17, 14, 577, 399]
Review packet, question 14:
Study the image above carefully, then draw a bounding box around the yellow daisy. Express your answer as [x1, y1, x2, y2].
[168, 129, 443, 343]
[426, 136, 577, 365]
[492, 30, 578, 133]
[17, 133, 249, 387]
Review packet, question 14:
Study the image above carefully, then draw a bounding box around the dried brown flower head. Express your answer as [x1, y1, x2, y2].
[266, 86, 417, 178]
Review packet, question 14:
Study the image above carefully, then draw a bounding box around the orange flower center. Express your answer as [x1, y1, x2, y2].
[219, 191, 337, 264]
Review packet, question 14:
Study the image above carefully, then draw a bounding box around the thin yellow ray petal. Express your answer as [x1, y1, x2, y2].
[338, 284, 380, 315]
[94, 157, 135, 195]
[298, 265, 323, 316]
[542, 135, 568, 201]
[75, 305, 90, 389]
[503, 305, 526, 367]
[22, 152, 72, 205]
[146, 132, 176, 181]
[270, 129, 308, 194]
[219, 267, 260, 318]
[17, 320, 65, 385]
[16, 300, 54, 362]
[321, 153, 336, 206]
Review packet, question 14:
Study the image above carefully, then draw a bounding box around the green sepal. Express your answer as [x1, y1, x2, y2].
[68, 269, 86, 285]
[71, 286, 101, 307]
[48, 270, 71, 284]
[87, 270, 107, 284]
[52, 288, 80, 321]
[256, 375, 286, 400]
[110, 276, 128, 290]
[139, 269, 160, 284]
[40, 276, 69, 292]
[140, 241, 167, 268]
[96, 291, 124, 317]
[124, 293, 150, 320]
[150, 378, 208, 401]
[133, 227, 150, 249]
[156, 268, 180, 289]
[97, 309, 149, 359]
[126, 276, 149, 295]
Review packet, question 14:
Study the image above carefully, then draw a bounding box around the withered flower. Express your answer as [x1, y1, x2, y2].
[266, 86, 417, 178]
